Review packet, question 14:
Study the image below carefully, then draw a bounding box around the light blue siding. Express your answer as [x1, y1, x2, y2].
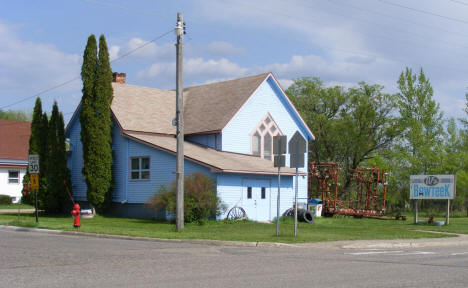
[66, 75, 311, 221]
[111, 124, 126, 202]
[221, 76, 309, 206]
[186, 133, 220, 149]
[66, 115, 87, 201]
[217, 173, 297, 221]
[125, 137, 214, 203]
[67, 113, 215, 204]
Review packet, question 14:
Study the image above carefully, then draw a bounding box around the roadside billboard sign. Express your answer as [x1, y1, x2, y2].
[410, 175, 455, 200]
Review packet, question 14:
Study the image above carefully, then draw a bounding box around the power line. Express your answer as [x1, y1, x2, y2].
[317, 0, 468, 54]
[378, 0, 468, 25]
[224, 0, 468, 74]
[0, 77, 81, 110]
[329, 0, 468, 39]
[110, 29, 173, 63]
[0, 29, 173, 110]
[448, 0, 468, 7]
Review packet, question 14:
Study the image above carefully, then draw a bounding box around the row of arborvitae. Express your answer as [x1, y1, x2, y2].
[22, 34, 114, 214]
[79, 34, 114, 212]
[22, 98, 71, 214]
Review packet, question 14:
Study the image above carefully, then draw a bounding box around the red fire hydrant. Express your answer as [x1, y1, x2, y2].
[71, 204, 81, 228]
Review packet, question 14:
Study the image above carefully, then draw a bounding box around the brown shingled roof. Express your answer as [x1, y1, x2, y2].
[0, 119, 30, 160]
[111, 83, 176, 134]
[110, 73, 270, 135]
[183, 73, 270, 134]
[124, 131, 303, 176]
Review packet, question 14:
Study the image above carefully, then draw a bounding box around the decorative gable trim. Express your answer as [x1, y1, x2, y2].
[267, 75, 315, 140]
[65, 102, 81, 138]
[221, 73, 314, 141]
[221, 73, 270, 134]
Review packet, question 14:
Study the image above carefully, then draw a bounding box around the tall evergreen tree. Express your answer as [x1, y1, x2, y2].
[37, 112, 49, 209]
[45, 102, 71, 213]
[94, 34, 114, 209]
[79, 34, 113, 211]
[22, 98, 43, 204]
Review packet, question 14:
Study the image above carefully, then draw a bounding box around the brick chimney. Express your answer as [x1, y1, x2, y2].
[112, 72, 126, 84]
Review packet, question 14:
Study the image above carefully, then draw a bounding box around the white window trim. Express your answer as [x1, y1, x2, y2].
[250, 113, 283, 161]
[8, 170, 20, 185]
[129, 156, 151, 181]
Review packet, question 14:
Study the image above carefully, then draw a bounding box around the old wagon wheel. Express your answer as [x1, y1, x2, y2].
[282, 208, 295, 217]
[226, 206, 247, 220]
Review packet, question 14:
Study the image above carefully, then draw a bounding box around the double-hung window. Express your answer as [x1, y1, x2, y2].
[130, 157, 150, 180]
[8, 171, 19, 184]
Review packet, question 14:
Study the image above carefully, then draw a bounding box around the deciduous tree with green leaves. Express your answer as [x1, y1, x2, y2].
[391, 67, 444, 208]
[0, 109, 30, 121]
[286, 78, 402, 192]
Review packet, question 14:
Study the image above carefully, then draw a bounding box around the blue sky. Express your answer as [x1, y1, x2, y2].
[1, 0, 467, 123]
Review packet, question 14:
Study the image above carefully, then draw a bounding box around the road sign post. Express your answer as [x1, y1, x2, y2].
[288, 131, 307, 237]
[28, 155, 39, 223]
[273, 135, 286, 236]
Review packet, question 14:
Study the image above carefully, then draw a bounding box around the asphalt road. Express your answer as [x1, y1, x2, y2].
[1, 229, 468, 288]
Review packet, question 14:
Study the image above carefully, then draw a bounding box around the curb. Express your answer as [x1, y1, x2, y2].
[2, 224, 468, 249]
[0, 225, 295, 248]
[340, 237, 468, 249]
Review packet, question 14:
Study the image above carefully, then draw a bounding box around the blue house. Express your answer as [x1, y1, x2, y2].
[66, 72, 314, 221]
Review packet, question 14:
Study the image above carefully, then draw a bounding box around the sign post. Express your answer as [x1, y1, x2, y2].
[28, 155, 39, 223]
[410, 175, 455, 225]
[273, 135, 286, 236]
[288, 131, 306, 237]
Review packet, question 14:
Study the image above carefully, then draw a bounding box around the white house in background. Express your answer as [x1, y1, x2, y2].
[0, 119, 30, 203]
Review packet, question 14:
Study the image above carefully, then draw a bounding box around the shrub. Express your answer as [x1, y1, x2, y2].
[146, 172, 226, 223]
[0, 195, 12, 205]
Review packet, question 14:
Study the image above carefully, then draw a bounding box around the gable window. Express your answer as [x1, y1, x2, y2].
[250, 114, 282, 160]
[130, 157, 150, 180]
[8, 171, 19, 184]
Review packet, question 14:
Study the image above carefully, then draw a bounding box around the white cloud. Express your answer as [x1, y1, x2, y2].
[278, 78, 293, 89]
[0, 22, 81, 113]
[187, 41, 245, 57]
[136, 57, 248, 88]
[190, 0, 468, 119]
[109, 45, 120, 61]
[185, 57, 247, 77]
[110, 37, 173, 61]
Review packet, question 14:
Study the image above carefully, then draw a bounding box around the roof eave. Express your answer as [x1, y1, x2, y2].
[212, 168, 306, 176]
[268, 74, 315, 140]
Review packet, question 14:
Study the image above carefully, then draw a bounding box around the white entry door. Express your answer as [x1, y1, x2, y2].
[243, 179, 271, 221]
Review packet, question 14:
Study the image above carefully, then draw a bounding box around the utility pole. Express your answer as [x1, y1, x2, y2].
[175, 13, 185, 232]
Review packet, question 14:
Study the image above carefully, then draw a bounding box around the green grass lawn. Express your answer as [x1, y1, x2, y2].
[0, 203, 34, 210]
[406, 217, 468, 234]
[0, 213, 461, 243]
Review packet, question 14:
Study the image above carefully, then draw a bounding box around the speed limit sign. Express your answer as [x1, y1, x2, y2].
[28, 154, 39, 174]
